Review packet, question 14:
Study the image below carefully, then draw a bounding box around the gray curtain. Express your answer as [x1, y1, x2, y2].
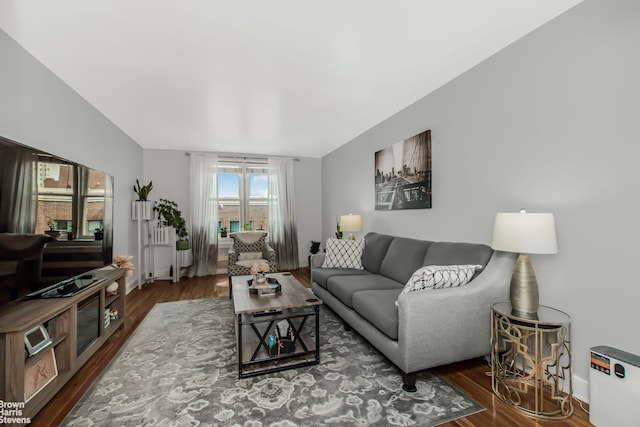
[189, 154, 219, 277]
[0, 143, 37, 233]
[267, 158, 299, 270]
[103, 174, 114, 262]
[77, 165, 90, 235]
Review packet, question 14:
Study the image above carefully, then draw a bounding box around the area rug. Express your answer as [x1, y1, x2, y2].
[62, 298, 484, 426]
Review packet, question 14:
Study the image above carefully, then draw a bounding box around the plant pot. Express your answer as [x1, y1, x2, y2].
[132, 200, 154, 220]
[176, 240, 190, 250]
[94, 231, 104, 241]
[45, 230, 60, 240]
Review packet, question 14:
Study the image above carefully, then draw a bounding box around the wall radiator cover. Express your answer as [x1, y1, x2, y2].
[589, 346, 640, 427]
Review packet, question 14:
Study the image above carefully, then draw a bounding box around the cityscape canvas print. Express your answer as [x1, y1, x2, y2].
[375, 130, 431, 210]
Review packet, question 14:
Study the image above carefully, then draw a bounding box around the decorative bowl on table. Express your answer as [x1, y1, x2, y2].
[248, 277, 281, 296]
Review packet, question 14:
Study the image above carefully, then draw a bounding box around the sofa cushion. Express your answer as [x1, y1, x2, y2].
[235, 258, 270, 268]
[230, 232, 267, 252]
[322, 238, 364, 269]
[311, 268, 372, 290]
[401, 264, 483, 294]
[379, 237, 432, 284]
[352, 289, 401, 340]
[423, 242, 493, 271]
[361, 233, 395, 273]
[238, 251, 263, 261]
[327, 274, 404, 308]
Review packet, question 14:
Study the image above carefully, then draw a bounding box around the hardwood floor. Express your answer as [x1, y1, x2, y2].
[30, 269, 593, 426]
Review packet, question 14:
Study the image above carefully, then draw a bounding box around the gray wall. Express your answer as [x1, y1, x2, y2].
[0, 29, 143, 286]
[143, 149, 322, 267]
[321, 0, 639, 401]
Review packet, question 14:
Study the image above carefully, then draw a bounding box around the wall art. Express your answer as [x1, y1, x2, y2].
[375, 129, 431, 210]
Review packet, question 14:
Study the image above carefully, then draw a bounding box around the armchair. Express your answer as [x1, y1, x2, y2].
[227, 232, 277, 297]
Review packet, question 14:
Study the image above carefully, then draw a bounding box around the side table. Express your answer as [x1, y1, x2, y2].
[491, 302, 573, 419]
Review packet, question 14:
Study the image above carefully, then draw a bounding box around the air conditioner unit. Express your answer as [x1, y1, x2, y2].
[589, 346, 640, 427]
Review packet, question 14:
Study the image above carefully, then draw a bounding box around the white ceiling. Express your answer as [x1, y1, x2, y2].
[0, 1, 583, 158]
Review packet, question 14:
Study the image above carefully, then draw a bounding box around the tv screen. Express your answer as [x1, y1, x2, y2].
[0, 136, 114, 303]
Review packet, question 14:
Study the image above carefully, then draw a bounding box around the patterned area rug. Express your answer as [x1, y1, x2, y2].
[63, 298, 483, 426]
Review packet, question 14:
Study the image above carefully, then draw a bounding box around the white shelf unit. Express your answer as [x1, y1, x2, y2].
[132, 200, 154, 290]
[148, 227, 192, 283]
[132, 200, 192, 288]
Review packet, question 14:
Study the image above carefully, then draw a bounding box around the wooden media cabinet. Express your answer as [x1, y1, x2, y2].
[0, 267, 126, 422]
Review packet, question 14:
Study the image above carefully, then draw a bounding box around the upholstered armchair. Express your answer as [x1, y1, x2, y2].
[227, 232, 277, 295]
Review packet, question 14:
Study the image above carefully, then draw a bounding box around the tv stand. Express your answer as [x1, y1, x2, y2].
[0, 267, 126, 421]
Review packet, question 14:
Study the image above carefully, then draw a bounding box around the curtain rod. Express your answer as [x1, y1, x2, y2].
[184, 152, 299, 162]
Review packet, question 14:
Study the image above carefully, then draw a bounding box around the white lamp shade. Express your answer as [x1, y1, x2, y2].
[340, 214, 362, 232]
[491, 212, 557, 254]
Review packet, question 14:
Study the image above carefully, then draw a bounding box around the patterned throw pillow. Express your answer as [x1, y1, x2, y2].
[238, 252, 263, 261]
[401, 264, 483, 294]
[321, 238, 364, 269]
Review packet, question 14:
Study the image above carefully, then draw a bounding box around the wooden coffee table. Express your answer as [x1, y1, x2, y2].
[231, 272, 322, 378]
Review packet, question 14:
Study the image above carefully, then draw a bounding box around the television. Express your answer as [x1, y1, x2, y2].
[0, 136, 114, 303]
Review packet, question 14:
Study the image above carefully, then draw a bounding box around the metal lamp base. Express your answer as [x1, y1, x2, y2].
[510, 254, 539, 318]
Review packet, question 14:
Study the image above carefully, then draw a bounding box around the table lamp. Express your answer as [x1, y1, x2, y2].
[340, 214, 362, 240]
[491, 209, 557, 317]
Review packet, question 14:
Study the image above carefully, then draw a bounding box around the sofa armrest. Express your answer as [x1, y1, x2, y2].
[310, 253, 325, 269]
[396, 250, 516, 372]
[262, 244, 278, 272]
[262, 244, 275, 259]
[228, 247, 238, 263]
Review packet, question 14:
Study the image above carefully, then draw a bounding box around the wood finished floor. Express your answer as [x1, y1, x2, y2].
[31, 269, 593, 426]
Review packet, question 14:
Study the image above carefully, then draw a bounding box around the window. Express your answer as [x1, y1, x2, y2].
[35, 159, 106, 239]
[80, 168, 106, 236]
[217, 164, 269, 235]
[36, 161, 74, 235]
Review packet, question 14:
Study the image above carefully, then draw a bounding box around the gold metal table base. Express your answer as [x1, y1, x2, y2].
[491, 303, 573, 419]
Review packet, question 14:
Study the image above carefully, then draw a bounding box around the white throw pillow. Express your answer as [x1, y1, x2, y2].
[238, 252, 263, 261]
[401, 264, 483, 294]
[321, 238, 364, 269]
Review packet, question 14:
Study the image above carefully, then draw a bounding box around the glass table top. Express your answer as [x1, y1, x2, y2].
[492, 302, 570, 326]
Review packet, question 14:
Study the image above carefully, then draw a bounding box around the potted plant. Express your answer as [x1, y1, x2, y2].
[94, 227, 104, 241]
[153, 198, 189, 249]
[133, 179, 153, 201]
[44, 216, 61, 239]
[132, 179, 154, 220]
[309, 240, 321, 266]
[220, 226, 228, 238]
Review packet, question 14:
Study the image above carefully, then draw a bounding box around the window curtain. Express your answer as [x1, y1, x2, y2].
[0, 144, 36, 233]
[267, 157, 299, 270]
[103, 174, 114, 262]
[189, 154, 219, 276]
[76, 165, 89, 236]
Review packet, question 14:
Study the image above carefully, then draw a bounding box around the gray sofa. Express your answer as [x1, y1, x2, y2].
[310, 232, 516, 391]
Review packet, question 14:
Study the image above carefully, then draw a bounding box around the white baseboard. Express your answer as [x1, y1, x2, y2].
[573, 373, 589, 404]
[125, 277, 137, 294]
